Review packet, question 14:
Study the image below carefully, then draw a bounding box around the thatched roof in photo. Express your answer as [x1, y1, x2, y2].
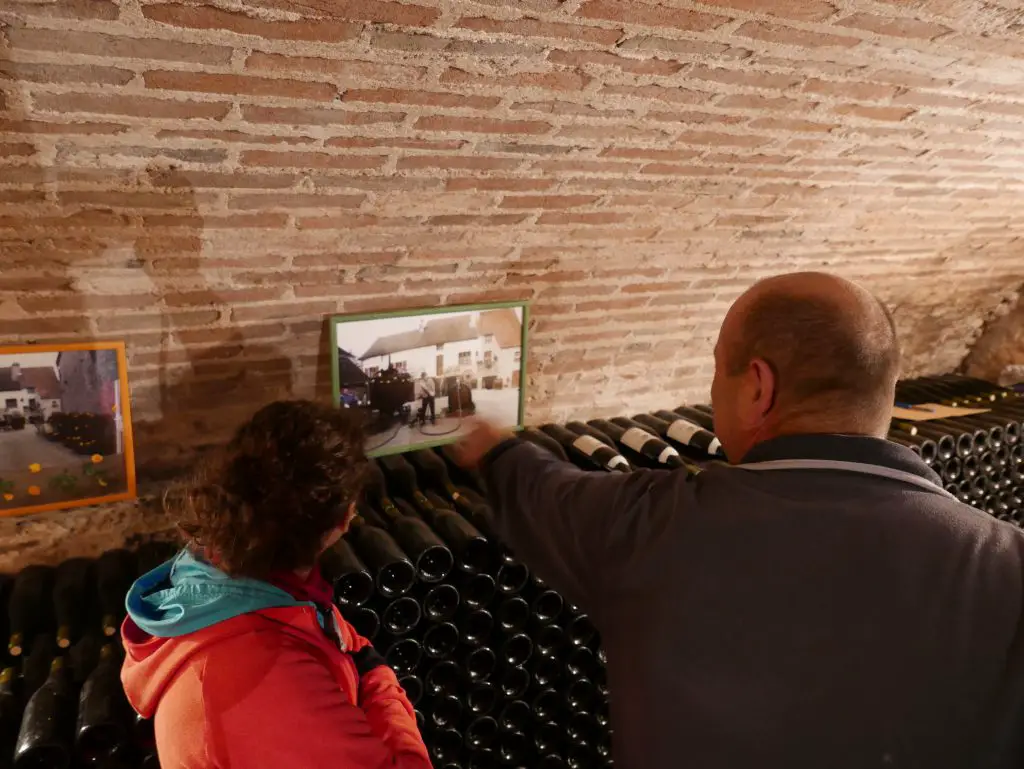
[360, 315, 477, 360]
[478, 309, 522, 349]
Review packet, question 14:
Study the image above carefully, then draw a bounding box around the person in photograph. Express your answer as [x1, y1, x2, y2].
[414, 372, 436, 425]
[121, 401, 430, 769]
[456, 272, 1024, 769]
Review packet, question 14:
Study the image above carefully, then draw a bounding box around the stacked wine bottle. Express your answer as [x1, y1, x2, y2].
[0, 373, 1018, 769]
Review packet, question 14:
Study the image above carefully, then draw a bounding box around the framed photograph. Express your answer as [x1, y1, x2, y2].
[0, 342, 137, 517]
[330, 301, 529, 457]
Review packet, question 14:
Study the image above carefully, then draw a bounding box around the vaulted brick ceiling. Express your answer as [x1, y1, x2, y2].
[0, 0, 1022, 470]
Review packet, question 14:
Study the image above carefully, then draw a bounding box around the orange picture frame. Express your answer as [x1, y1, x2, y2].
[0, 341, 137, 518]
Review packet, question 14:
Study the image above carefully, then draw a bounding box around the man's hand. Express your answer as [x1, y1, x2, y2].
[455, 418, 512, 468]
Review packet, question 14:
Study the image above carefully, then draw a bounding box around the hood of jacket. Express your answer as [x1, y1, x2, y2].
[121, 549, 318, 717]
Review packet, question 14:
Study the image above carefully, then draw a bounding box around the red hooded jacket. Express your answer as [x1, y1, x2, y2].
[121, 549, 431, 769]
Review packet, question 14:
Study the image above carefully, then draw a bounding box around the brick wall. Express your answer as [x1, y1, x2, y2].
[964, 290, 1024, 386]
[1, 0, 1023, 556]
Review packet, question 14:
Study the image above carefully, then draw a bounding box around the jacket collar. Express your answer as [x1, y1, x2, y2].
[739, 433, 943, 487]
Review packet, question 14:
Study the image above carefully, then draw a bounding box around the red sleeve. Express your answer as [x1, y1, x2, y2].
[344, 619, 431, 765]
[202, 633, 431, 769]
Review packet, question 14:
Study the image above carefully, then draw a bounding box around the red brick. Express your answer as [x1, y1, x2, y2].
[0, 191, 45, 204]
[245, 53, 425, 83]
[973, 102, 1024, 118]
[414, 116, 552, 135]
[344, 294, 444, 313]
[0, 119, 129, 136]
[539, 212, 632, 225]
[803, 78, 899, 101]
[296, 215, 417, 229]
[717, 94, 808, 111]
[156, 128, 312, 145]
[705, 153, 795, 165]
[602, 147, 702, 162]
[689, 66, 799, 90]
[143, 3, 362, 42]
[293, 251, 401, 268]
[172, 172, 297, 190]
[577, 0, 727, 31]
[833, 104, 916, 121]
[701, 0, 835, 21]
[428, 214, 529, 227]
[0, 211, 131, 229]
[227, 193, 366, 210]
[232, 302, 337, 322]
[605, 194, 693, 208]
[894, 91, 975, 109]
[164, 288, 286, 307]
[343, 88, 499, 110]
[643, 163, 732, 178]
[755, 119, 837, 136]
[734, 21, 860, 48]
[532, 159, 643, 174]
[8, 0, 118, 19]
[646, 111, 747, 125]
[868, 70, 953, 90]
[97, 310, 221, 333]
[547, 49, 684, 76]
[678, 131, 770, 148]
[32, 92, 231, 120]
[500, 195, 600, 209]
[1, 317, 90, 336]
[399, 153, 524, 171]
[510, 101, 632, 119]
[455, 16, 622, 46]
[144, 71, 335, 102]
[328, 138, 463, 152]
[246, 0, 440, 26]
[0, 142, 36, 158]
[241, 105, 403, 127]
[0, 61, 134, 86]
[556, 125, 671, 142]
[5, 27, 233, 64]
[240, 150, 386, 171]
[445, 177, 555, 191]
[601, 84, 708, 105]
[57, 191, 195, 208]
[143, 213, 290, 228]
[441, 68, 591, 92]
[838, 13, 952, 40]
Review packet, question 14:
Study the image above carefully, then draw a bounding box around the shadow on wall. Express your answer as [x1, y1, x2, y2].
[0, 49, 294, 486]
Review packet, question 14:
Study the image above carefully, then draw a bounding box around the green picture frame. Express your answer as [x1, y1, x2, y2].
[329, 300, 530, 457]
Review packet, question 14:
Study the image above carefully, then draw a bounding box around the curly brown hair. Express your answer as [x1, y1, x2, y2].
[171, 400, 368, 579]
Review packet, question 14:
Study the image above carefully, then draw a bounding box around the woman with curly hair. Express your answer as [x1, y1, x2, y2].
[120, 401, 430, 769]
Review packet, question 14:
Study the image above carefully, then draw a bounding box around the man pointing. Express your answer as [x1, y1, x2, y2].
[457, 272, 1024, 769]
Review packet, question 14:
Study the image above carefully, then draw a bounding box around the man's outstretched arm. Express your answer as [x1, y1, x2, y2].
[478, 434, 686, 618]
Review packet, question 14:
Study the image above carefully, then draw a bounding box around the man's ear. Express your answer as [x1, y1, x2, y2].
[749, 357, 778, 420]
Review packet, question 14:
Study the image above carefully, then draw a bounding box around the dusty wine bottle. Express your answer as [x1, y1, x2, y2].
[461, 573, 498, 611]
[419, 582, 460, 623]
[422, 622, 459, 659]
[520, 429, 570, 461]
[468, 748, 497, 769]
[586, 419, 675, 470]
[566, 678, 599, 713]
[539, 424, 630, 473]
[426, 694, 462, 729]
[533, 623, 567, 659]
[498, 633, 533, 667]
[497, 699, 531, 733]
[383, 637, 422, 677]
[9, 566, 55, 658]
[499, 663, 532, 700]
[96, 550, 135, 639]
[535, 721, 564, 756]
[609, 417, 684, 468]
[650, 410, 724, 456]
[673, 405, 715, 432]
[495, 561, 529, 597]
[398, 674, 423, 707]
[429, 727, 463, 765]
[495, 597, 529, 634]
[0, 664, 20, 762]
[468, 681, 498, 717]
[54, 558, 94, 650]
[566, 614, 597, 647]
[358, 495, 453, 584]
[425, 660, 461, 697]
[465, 715, 500, 751]
[498, 731, 529, 766]
[319, 539, 373, 607]
[466, 646, 497, 684]
[76, 642, 130, 764]
[348, 607, 380, 641]
[15, 655, 74, 769]
[379, 455, 492, 575]
[531, 590, 564, 625]
[458, 608, 495, 648]
[381, 596, 422, 637]
[406, 449, 491, 522]
[531, 653, 563, 688]
[345, 517, 417, 599]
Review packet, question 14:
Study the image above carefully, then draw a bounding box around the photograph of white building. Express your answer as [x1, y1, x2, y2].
[333, 304, 526, 455]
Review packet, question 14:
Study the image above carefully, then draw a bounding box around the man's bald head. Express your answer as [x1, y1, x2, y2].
[714, 272, 900, 450]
